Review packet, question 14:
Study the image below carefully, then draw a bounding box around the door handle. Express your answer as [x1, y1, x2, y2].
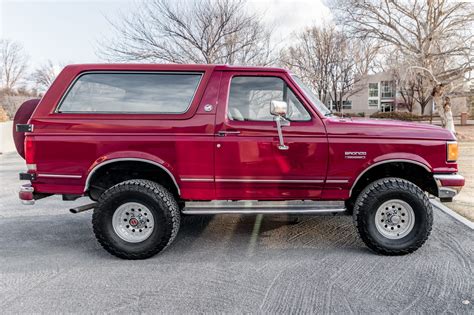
[217, 130, 241, 136]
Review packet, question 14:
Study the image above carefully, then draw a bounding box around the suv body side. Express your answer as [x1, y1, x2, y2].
[17, 63, 465, 258]
[25, 64, 459, 202]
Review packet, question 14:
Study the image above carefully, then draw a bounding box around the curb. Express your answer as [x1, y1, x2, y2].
[430, 199, 474, 230]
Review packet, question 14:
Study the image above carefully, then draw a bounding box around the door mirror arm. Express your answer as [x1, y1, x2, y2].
[274, 115, 289, 150]
[270, 100, 290, 150]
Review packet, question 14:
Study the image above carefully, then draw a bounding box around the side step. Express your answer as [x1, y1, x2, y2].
[182, 200, 346, 215]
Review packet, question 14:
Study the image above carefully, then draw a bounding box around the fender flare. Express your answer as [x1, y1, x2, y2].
[83, 157, 180, 195]
[349, 159, 432, 197]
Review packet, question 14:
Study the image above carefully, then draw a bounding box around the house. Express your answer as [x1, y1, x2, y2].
[328, 72, 397, 115]
[328, 72, 469, 116]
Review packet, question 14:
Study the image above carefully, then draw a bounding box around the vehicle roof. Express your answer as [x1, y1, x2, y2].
[62, 63, 288, 73]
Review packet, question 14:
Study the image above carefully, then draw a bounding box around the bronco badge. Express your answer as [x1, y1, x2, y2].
[345, 151, 367, 159]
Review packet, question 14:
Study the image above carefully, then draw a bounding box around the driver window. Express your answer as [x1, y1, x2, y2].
[227, 76, 311, 121]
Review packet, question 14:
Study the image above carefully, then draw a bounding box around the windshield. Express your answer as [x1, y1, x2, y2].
[291, 75, 332, 116]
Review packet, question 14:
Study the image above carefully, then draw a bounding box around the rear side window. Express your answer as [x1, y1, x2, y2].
[57, 72, 202, 113]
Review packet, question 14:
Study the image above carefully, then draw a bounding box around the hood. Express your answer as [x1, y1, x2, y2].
[325, 116, 456, 141]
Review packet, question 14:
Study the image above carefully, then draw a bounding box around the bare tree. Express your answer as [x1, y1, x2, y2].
[330, 38, 379, 112]
[388, 52, 432, 114]
[413, 74, 433, 115]
[280, 26, 335, 104]
[398, 78, 416, 113]
[31, 60, 59, 92]
[280, 25, 378, 112]
[330, 0, 474, 130]
[99, 0, 274, 65]
[0, 39, 28, 92]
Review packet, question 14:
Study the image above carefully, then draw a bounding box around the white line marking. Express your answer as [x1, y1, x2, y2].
[181, 178, 214, 182]
[215, 179, 324, 183]
[37, 174, 82, 179]
[326, 180, 349, 184]
[430, 199, 474, 230]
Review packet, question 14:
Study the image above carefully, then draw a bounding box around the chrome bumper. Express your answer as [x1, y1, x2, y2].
[433, 174, 464, 200]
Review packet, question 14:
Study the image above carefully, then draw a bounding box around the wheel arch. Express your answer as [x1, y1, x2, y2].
[84, 157, 180, 199]
[349, 159, 436, 199]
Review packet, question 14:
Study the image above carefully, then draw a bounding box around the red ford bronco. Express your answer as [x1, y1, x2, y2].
[14, 64, 464, 259]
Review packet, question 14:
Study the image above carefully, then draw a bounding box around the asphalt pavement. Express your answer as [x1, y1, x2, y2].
[0, 152, 472, 313]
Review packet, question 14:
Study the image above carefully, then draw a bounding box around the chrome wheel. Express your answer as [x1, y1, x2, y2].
[112, 202, 155, 243]
[375, 199, 415, 239]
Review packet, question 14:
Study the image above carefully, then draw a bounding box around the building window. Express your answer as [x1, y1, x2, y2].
[368, 83, 378, 97]
[381, 81, 395, 98]
[329, 100, 352, 110]
[328, 100, 335, 110]
[342, 100, 352, 109]
[369, 99, 378, 107]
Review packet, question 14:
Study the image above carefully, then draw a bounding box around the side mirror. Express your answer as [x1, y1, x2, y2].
[270, 100, 288, 117]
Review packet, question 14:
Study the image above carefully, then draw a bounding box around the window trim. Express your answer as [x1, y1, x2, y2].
[55, 71, 204, 114]
[226, 75, 312, 122]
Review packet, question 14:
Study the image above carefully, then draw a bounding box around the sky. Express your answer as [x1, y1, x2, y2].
[0, 0, 332, 69]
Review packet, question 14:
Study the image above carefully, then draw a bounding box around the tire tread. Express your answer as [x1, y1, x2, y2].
[92, 179, 180, 259]
[353, 177, 433, 255]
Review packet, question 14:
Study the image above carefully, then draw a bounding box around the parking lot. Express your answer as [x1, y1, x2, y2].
[0, 152, 472, 313]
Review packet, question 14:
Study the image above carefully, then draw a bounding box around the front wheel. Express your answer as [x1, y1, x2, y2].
[92, 179, 180, 259]
[353, 177, 433, 255]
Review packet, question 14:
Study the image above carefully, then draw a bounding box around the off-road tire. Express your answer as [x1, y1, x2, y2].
[92, 179, 180, 259]
[353, 177, 433, 255]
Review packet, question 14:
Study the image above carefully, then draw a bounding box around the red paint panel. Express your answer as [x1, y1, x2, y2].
[322, 117, 459, 199]
[213, 71, 328, 200]
[28, 66, 219, 200]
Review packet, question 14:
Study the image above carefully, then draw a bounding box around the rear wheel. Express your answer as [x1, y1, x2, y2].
[353, 177, 433, 255]
[92, 179, 180, 259]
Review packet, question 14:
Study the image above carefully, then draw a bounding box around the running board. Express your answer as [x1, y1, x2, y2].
[182, 200, 346, 215]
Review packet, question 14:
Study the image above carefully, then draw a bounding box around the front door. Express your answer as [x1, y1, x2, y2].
[214, 71, 328, 200]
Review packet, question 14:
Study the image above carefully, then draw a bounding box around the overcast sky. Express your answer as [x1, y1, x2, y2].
[0, 0, 331, 68]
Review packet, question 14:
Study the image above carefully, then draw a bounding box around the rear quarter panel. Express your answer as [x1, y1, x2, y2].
[28, 64, 220, 199]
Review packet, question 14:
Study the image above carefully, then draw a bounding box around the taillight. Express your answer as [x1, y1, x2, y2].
[24, 136, 36, 165]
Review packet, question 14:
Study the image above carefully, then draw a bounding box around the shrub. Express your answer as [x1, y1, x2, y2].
[0, 106, 8, 122]
[0, 93, 33, 120]
[331, 112, 366, 118]
[369, 111, 422, 121]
